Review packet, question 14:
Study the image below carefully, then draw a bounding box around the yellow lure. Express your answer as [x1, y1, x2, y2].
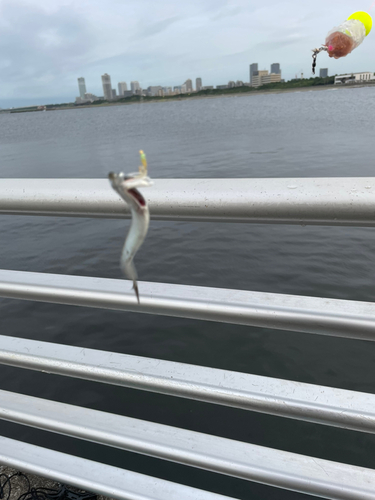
[139, 150, 148, 175]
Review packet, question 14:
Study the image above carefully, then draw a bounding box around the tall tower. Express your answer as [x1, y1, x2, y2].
[196, 78, 202, 91]
[118, 82, 128, 95]
[249, 63, 258, 85]
[131, 81, 140, 93]
[184, 79, 193, 92]
[270, 63, 281, 74]
[101, 73, 112, 100]
[78, 77, 86, 99]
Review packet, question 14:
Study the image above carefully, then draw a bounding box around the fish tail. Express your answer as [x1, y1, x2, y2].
[133, 280, 140, 304]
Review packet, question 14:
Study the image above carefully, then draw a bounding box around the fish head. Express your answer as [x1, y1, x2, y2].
[108, 171, 126, 190]
[109, 171, 153, 190]
[123, 174, 153, 190]
[109, 171, 153, 210]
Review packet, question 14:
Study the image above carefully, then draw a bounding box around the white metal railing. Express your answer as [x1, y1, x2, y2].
[1, 335, 375, 434]
[1, 178, 375, 500]
[1, 390, 375, 499]
[1, 177, 375, 225]
[0, 436, 232, 500]
[1, 269, 375, 341]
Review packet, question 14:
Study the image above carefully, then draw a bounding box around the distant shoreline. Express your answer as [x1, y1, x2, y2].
[4, 82, 375, 113]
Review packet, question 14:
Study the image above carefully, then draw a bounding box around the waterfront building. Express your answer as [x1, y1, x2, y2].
[201, 86, 214, 90]
[196, 78, 202, 91]
[174, 84, 187, 94]
[228, 81, 236, 88]
[112, 89, 117, 99]
[84, 93, 98, 102]
[262, 72, 282, 85]
[147, 86, 163, 96]
[163, 87, 173, 95]
[118, 82, 128, 95]
[184, 79, 193, 92]
[77, 77, 86, 99]
[319, 68, 328, 78]
[131, 81, 140, 93]
[216, 84, 229, 90]
[252, 70, 281, 87]
[75, 89, 99, 105]
[251, 70, 268, 87]
[249, 63, 258, 85]
[271, 63, 281, 75]
[236, 81, 244, 87]
[101, 73, 112, 100]
[335, 72, 374, 84]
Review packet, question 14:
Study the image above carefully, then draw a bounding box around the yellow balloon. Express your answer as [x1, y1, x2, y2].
[348, 11, 372, 36]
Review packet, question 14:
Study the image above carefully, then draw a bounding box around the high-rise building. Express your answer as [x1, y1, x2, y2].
[78, 77, 86, 99]
[184, 79, 193, 92]
[131, 81, 140, 93]
[250, 63, 258, 85]
[196, 78, 202, 91]
[112, 89, 117, 99]
[320, 68, 328, 78]
[271, 63, 281, 75]
[118, 82, 128, 95]
[101, 73, 112, 100]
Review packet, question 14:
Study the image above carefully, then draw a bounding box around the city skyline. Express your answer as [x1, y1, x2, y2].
[77, 62, 331, 104]
[77, 61, 287, 103]
[75, 59, 333, 104]
[0, 1, 373, 108]
[76, 73, 208, 103]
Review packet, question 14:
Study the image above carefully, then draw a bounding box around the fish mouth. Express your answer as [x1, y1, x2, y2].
[108, 171, 149, 207]
[128, 188, 146, 207]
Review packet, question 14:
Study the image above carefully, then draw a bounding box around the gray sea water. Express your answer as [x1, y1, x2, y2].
[1, 86, 375, 499]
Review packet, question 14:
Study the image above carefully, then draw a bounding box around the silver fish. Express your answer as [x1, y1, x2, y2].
[109, 151, 153, 303]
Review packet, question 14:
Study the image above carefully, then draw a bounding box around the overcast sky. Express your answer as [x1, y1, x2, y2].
[0, 0, 374, 107]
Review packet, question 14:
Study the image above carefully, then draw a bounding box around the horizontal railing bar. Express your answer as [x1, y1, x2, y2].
[2, 336, 375, 434]
[1, 390, 375, 500]
[1, 269, 375, 341]
[0, 436, 233, 500]
[1, 178, 375, 225]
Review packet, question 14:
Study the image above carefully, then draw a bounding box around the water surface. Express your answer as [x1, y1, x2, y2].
[1, 87, 375, 499]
